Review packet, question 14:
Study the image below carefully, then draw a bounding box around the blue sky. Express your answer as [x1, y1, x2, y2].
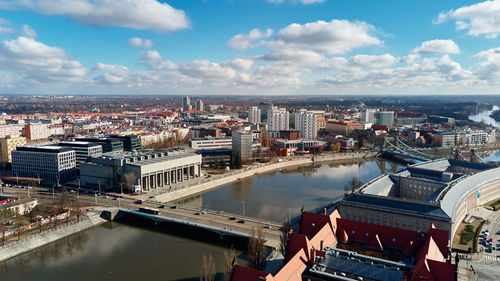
[0, 0, 500, 95]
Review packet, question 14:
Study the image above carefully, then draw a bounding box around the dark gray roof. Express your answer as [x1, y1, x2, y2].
[342, 193, 450, 220]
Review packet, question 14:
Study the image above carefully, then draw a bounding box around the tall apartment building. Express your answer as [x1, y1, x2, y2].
[182, 96, 192, 112]
[247, 106, 261, 124]
[0, 125, 22, 138]
[25, 123, 49, 140]
[295, 109, 318, 139]
[195, 100, 204, 111]
[0, 136, 26, 164]
[58, 141, 103, 167]
[258, 102, 273, 121]
[360, 109, 376, 123]
[375, 111, 395, 129]
[268, 108, 289, 138]
[12, 145, 77, 183]
[232, 131, 253, 161]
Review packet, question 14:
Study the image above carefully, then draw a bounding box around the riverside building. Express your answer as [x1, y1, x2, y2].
[12, 145, 77, 184]
[80, 147, 202, 191]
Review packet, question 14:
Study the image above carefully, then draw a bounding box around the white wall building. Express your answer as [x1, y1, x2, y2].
[360, 109, 376, 123]
[189, 136, 232, 150]
[232, 131, 253, 161]
[248, 106, 261, 124]
[268, 108, 289, 138]
[295, 109, 318, 139]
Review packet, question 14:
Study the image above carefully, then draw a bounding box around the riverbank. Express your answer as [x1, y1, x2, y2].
[154, 151, 377, 203]
[0, 211, 106, 262]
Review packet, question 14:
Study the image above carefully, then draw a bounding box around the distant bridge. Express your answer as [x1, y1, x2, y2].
[380, 138, 439, 162]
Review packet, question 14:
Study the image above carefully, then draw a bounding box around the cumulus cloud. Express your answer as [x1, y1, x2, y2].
[272, 19, 382, 55]
[348, 54, 396, 68]
[223, 58, 254, 71]
[436, 0, 500, 38]
[127, 37, 154, 48]
[411, 39, 460, 54]
[0, 36, 87, 83]
[475, 47, 500, 82]
[227, 28, 273, 50]
[0, 17, 10, 25]
[0, 0, 190, 31]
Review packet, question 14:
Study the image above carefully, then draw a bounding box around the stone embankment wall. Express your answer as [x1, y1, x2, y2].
[156, 151, 377, 203]
[0, 212, 106, 262]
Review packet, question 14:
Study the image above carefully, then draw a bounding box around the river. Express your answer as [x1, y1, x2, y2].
[1, 157, 401, 281]
[469, 105, 500, 129]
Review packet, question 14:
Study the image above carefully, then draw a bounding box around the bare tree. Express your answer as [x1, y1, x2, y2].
[122, 173, 137, 193]
[224, 245, 237, 281]
[280, 219, 292, 258]
[200, 253, 216, 281]
[344, 177, 363, 193]
[57, 190, 72, 212]
[248, 227, 267, 270]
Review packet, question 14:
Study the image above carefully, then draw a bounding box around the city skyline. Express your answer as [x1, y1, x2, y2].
[0, 1, 500, 95]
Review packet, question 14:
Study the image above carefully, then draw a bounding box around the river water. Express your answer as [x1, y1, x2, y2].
[1, 157, 401, 281]
[468, 105, 500, 129]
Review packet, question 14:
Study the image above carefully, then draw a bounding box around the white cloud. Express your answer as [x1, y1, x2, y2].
[0, 36, 87, 83]
[227, 28, 273, 50]
[436, 0, 500, 38]
[273, 19, 382, 55]
[22, 25, 37, 38]
[475, 47, 500, 82]
[348, 54, 396, 68]
[411, 39, 460, 54]
[223, 58, 254, 71]
[127, 37, 154, 48]
[0, 0, 190, 31]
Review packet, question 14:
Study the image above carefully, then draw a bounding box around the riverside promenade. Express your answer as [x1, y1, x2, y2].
[154, 151, 377, 203]
[0, 211, 106, 262]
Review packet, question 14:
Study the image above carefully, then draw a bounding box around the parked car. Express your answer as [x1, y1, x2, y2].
[237, 220, 245, 224]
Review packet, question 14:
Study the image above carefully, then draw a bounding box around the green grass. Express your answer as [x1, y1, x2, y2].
[459, 224, 475, 245]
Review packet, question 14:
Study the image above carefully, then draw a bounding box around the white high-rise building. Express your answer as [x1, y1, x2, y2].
[268, 108, 289, 138]
[232, 131, 253, 161]
[182, 96, 192, 112]
[195, 100, 204, 111]
[248, 106, 261, 124]
[360, 109, 376, 123]
[295, 109, 318, 139]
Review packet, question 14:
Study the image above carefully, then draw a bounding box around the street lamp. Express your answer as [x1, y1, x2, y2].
[16, 173, 18, 185]
[97, 180, 101, 195]
[241, 201, 245, 216]
[120, 182, 124, 195]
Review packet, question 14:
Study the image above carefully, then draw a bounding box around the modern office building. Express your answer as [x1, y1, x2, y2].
[273, 139, 325, 156]
[182, 96, 192, 112]
[338, 158, 500, 241]
[58, 141, 103, 167]
[295, 109, 318, 139]
[80, 147, 202, 191]
[25, 123, 49, 140]
[231, 131, 253, 161]
[110, 135, 142, 151]
[325, 120, 364, 135]
[0, 136, 26, 164]
[189, 136, 232, 150]
[360, 109, 376, 123]
[268, 108, 289, 138]
[12, 145, 77, 183]
[375, 111, 395, 129]
[248, 106, 261, 124]
[75, 137, 123, 153]
[195, 99, 204, 111]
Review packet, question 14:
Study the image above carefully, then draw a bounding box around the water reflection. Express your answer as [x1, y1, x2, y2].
[1, 222, 247, 281]
[180, 158, 402, 223]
